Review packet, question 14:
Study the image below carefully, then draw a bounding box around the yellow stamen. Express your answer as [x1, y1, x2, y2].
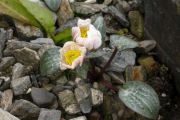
[64, 50, 81, 65]
[80, 26, 89, 38]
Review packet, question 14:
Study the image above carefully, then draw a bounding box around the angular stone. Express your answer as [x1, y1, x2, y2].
[9, 99, 40, 120]
[0, 89, 13, 110]
[57, 0, 74, 25]
[125, 66, 147, 81]
[90, 88, 103, 106]
[103, 0, 112, 5]
[11, 76, 32, 96]
[58, 90, 80, 114]
[56, 75, 68, 85]
[110, 35, 138, 51]
[0, 57, 15, 71]
[117, 0, 130, 12]
[14, 20, 43, 40]
[0, 108, 20, 120]
[75, 84, 92, 113]
[69, 116, 87, 120]
[0, 28, 13, 59]
[13, 47, 40, 69]
[4, 39, 41, 56]
[31, 38, 55, 45]
[31, 87, 56, 107]
[104, 6, 129, 27]
[71, 2, 107, 15]
[128, 10, 144, 38]
[12, 63, 24, 80]
[0, 77, 11, 91]
[95, 49, 136, 72]
[139, 40, 157, 53]
[38, 108, 61, 120]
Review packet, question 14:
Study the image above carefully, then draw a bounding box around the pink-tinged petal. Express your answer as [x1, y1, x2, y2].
[72, 27, 80, 41]
[78, 19, 91, 27]
[92, 31, 102, 49]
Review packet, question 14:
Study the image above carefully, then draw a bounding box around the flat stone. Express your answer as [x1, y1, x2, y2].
[4, 39, 41, 56]
[31, 87, 56, 107]
[31, 38, 55, 45]
[57, 0, 74, 25]
[13, 47, 40, 69]
[0, 89, 13, 110]
[11, 76, 32, 96]
[117, 0, 130, 12]
[38, 108, 61, 120]
[12, 63, 24, 80]
[14, 20, 43, 40]
[0, 28, 13, 59]
[56, 75, 68, 85]
[103, 0, 112, 5]
[38, 44, 56, 58]
[58, 90, 80, 114]
[125, 66, 147, 81]
[71, 2, 107, 15]
[0, 77, 11, 91]
[138, 40, 157, 53]
[128, 10, 144, 38]
[74, 84, 92, 113]
[110, 35, 138, 51]
[90, 88, 103, 106]
[95, 48, 136, 73]
[103, 6, 129, 27]
[0, 57, 15, 71]
[69, 116, 87, 120]
[0, 108, 20, 120]
[9, 99, 40, 120]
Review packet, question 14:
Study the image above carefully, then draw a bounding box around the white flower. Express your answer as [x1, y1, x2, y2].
[60, 41, 87, 70]
[72, 19, 102, 50]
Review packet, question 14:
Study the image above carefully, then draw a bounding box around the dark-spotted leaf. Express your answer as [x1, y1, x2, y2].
[19, 0, 55, 37]
[75, 60, 90, 79]
[118, 81, 160, 119]
[0, 0, 40, 27]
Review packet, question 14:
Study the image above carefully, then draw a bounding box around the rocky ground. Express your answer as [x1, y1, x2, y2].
[0, 0, 180, 120]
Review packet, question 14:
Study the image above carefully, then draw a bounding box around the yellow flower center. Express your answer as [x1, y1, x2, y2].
[64, 50, 81, 65]
[80, 26, 89, 38]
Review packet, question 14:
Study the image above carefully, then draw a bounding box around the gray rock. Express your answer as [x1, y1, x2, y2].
[38, 108, 61, 120]
[12, 63, 24, 80]
[31, 38, 55, 45]
[90, 88, 103, 106]
[103, 6, 129, 27]
[139, 40, 157, 53]
[9, 99, 40, 120]
[11, 76, 32, 96]
[110, 35, 139, 51]
[128, 10, 144, 38]
[56, 75, 68, 85]
[103, 0, 112, 5]
[38, 44, 56, 58]
[0, 108, 20, 120]
[69, 116, 87, 120]
[13, 47, 40, 69]
[117, 0, 130, 12]
[44, 0, 61, 12]
[0, 57, 15, 71]
[14, 20, 43, 40]
[95, 49, 136, 72]
[71, 2, 107, 15]
[57, 0, 74, 25]
[58, 90, 80, 114]
[74, 84, 92, 113]
[0, 77, 11, 91]
[4, 39, 41, 56]
[0, 89, 13, 110]
[31, 87, 56, 107]
[0, 28, 13, 59]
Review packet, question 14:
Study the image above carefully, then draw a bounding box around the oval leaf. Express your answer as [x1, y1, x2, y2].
[19, 0, 55, 37]
[118, 81, 160, 119]
[0, 0, 40, 27]
[54, 28, 72, 44]
[40, 47, 62, 78]
[44, 0, 61, 12]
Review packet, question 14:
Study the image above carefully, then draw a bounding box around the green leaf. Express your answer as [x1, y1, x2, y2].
[0, 0, 40, 27]
[54, 28, 72, 44]
[118, 81, 160, 119]
[44, 0, 61, 12]
[86, 50, 106, 59]
[40, 47, 62, 78]
[19, 0, 55, 37]
[75, 60, 90, 79]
